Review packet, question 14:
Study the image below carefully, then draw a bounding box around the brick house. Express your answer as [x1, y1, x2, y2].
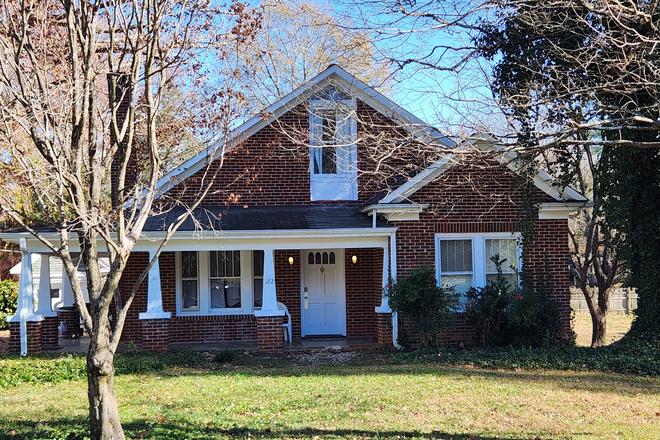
[4, 65, 587, 352]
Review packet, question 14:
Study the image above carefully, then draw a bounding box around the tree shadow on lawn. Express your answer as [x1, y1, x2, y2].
[0, 417, 585, 440]
[144, 363, 660, 397]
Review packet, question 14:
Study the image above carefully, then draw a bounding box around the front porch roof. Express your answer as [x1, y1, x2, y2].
[144, 204, 388, 232]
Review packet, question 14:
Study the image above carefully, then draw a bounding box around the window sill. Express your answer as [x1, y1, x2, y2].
[177, 309, 252, 316]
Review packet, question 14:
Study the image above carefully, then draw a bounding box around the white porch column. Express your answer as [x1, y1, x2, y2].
[254, 248, 284, 317]
[8, 239, 38, 320]
[375, 244, 391, 313]
[139, 251, 171, 320]
[7, 238, 44, 356]
[35, 255, 57, 317]
[58, 268, 75, 309]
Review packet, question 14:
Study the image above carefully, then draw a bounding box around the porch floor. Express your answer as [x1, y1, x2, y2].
[50, 336, 379, 353]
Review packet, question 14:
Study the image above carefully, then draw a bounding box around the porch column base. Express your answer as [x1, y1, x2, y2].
[9, 321, 42, 354]
[41, 316, 60, 348]
[376, 312, 393, 346]
[141, 319, 170, 352]
[256, 315, 284, 353]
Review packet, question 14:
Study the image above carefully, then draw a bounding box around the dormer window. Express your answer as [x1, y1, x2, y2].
[309, 88, 357, 201]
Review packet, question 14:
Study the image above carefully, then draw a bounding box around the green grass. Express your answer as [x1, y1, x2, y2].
[1, 363, 659, 439]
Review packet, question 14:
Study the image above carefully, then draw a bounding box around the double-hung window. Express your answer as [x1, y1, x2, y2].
[436, 234, 521, 302]
[181, 251, 199, 310]
[309, 87, 357, 201]
[485, 238, 519, 287]
[177, 250, 264, 315]
[438, 239, 474, 295]
[210, 251, 241, 309]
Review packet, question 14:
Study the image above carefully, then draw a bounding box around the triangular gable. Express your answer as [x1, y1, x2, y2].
[154, 64, 454, 199]
[378, 136, 589, 204]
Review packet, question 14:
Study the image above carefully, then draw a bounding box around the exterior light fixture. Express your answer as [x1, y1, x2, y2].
[288, 256, 294, 265]
[351, 255, 357, 264]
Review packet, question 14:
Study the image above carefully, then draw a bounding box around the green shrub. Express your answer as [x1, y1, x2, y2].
[466, 256, 513, 346]
[0, 279, 18, 330]
[508, 263, 566, 347]
[385, 266, 460, 348]
[465, 256, 566, 347]
[386, 339, 660, 377]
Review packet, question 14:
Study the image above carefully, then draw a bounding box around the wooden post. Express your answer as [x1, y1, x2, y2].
[626, 288, 632, 315]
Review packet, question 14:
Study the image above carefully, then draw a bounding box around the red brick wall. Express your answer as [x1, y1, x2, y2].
[256, 316, 284, 352]
[391, 162, 571, 342]
[9, 321, 42, 354]
[345, 248, 383, 339]
[274, 250, 302, 341]
[115, 252, 149, 344]
[168, 314, 257, 343]
[142, 319, 170, 352]
[525, 219, 572, 332]
[376, 313, 393, 345]
[41, 316, 59, 347]
[165, 101, 413, 207]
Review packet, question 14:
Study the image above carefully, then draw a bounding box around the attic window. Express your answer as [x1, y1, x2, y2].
[309, 88, 357, 201]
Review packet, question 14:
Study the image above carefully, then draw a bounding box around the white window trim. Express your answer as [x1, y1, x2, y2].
[435, 233, 522, 296]
[309, 97, 358, 201]
[175, 250, 256, 316]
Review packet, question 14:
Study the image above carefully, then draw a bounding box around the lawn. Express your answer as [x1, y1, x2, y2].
[572, 313, 634, 347]
[1, 357, 660, 440]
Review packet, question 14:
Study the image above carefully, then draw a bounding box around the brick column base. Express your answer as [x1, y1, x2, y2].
[256, 315, 284, 353]
[41, 316, 59, 348]
[376, 313, 393, 346]
[141, 319, 170, 352]
[9, 321, 42, 354]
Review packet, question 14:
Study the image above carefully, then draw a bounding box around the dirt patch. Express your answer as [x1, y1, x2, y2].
[0, 330, 9, 355]
[215, 345, 373, 369]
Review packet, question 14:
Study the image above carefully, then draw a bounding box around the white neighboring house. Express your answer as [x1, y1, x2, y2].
[10, 255, 110, 311]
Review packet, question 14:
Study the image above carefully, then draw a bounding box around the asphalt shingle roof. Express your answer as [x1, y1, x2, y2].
[144, 204, 385, 232]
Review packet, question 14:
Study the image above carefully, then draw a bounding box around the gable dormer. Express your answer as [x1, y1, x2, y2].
[309, 87, 357, 201]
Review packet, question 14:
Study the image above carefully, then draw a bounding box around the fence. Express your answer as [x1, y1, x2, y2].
[570, 287, 638, 314]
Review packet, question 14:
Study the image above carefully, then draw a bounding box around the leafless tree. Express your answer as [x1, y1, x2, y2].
[567, 147, 621, 347]
[0, 1, 260, 438]
[236, 0, 393, 111]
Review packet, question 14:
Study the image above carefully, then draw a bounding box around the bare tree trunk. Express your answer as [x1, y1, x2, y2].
[589, 285, 611, 348]
[87, 337, 125, 440]
[590, 308, 607, 347]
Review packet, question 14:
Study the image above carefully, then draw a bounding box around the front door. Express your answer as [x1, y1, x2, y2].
[302, 249, 345, 337]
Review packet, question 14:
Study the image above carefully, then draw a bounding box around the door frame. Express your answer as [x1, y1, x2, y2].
[300, 248, 346, 337]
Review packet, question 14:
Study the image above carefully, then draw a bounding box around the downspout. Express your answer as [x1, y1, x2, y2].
[18, 238, 32, 356]
[390, 231, 401, 350]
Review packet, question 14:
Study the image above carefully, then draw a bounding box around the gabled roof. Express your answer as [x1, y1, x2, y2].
[377, 137, 589, 205]
[154, 64, 454, 199]
[155, 64, 587, 207]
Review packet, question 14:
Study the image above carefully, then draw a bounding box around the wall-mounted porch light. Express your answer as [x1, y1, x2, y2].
[351, 255, 357, 264]
[288, 256, 294, 265]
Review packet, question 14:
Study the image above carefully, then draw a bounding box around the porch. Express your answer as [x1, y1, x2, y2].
[6, 205, 399, 354]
